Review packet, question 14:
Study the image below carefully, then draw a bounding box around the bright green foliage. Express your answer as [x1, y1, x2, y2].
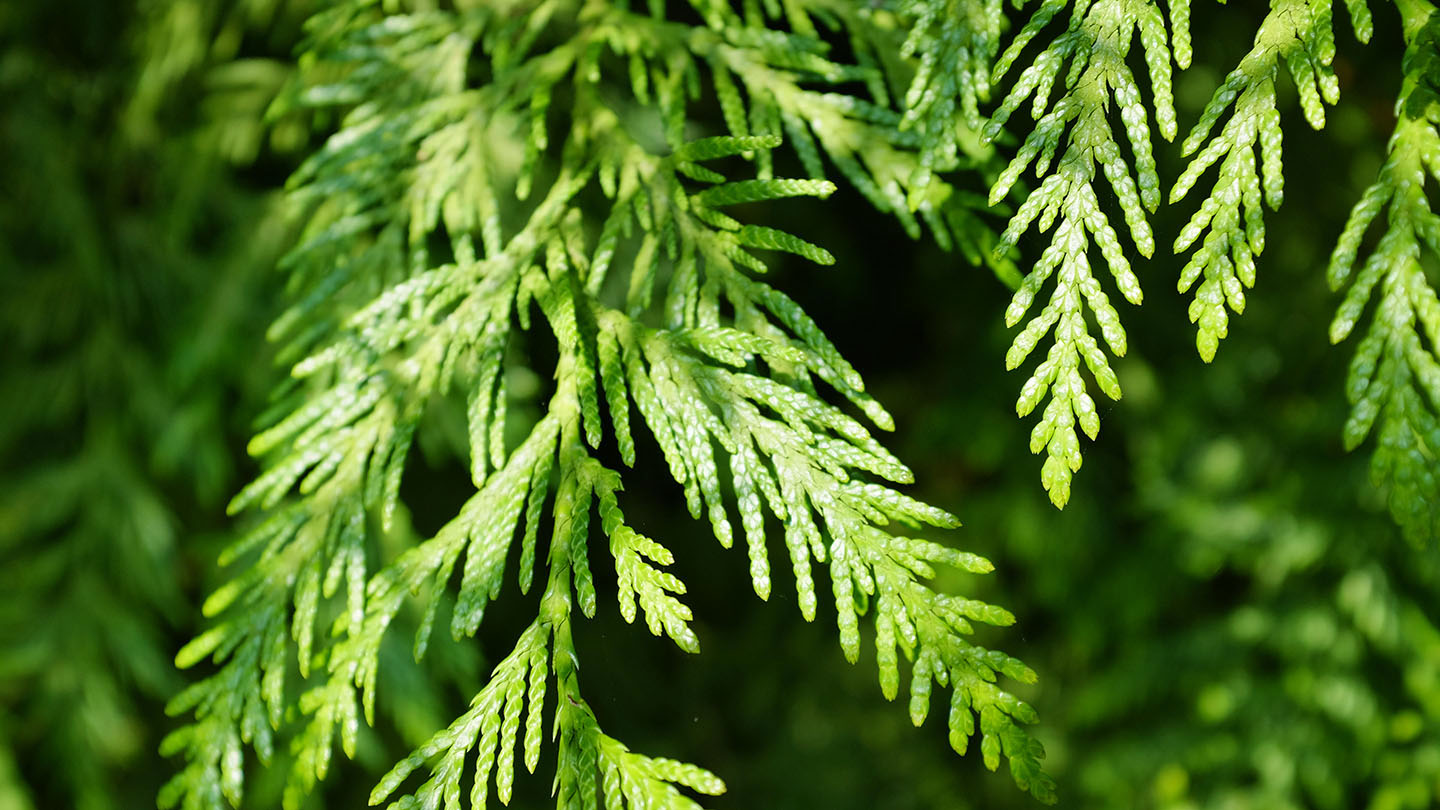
[162, 2, 1050, 808]
[892, 0, 1003, 190]
[885, 0, 1023, 287]
[6, 0, 1440, 808]
[982, 0, 1185, 508]
[958, 0, 1417, 513]
[366, 520, 723, 810]
[1172, 0, 1373, 362]
[897, 0, 1004, 132]
[1328, 0, 1440, 546]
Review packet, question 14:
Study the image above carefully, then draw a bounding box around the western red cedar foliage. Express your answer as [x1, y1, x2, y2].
[2, 2, 1439, 809]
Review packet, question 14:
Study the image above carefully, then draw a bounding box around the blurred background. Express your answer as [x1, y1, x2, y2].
[3, 1, 1440, 809]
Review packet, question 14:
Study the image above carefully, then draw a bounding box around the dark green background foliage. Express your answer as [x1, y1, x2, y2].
[3, 1, 1440, 809]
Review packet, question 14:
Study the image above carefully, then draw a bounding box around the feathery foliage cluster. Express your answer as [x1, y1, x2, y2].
[6, 0, 1440, 808]
[1328, 0, 1440, 545]
[160, 2, 1050, 809]
[158, 0, 1440, 805]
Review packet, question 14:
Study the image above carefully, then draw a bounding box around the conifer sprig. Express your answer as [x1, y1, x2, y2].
[880, 0, 1022, 283]
[367, 429, 725, 810]
[983, 0, 1185, 508]
[1172, 0, 1373, 362]
[1327, 0, 1440, 546]
[164, 1, 1049, 808]
[892, 0, 1004, 183]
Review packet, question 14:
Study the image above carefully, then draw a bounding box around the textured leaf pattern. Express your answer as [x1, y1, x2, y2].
[1172, 0, 1372, 362]
[1328, 3, 1440, 546]
[163, 2, 1045, 809]
[983, 0, 1183, 507]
